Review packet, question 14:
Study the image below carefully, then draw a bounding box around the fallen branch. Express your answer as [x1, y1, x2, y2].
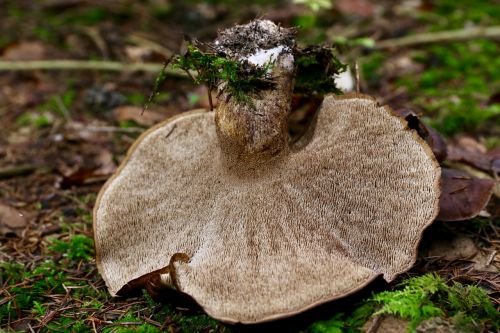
[0, 60, 188, 77]
[375, 25, 500, 49]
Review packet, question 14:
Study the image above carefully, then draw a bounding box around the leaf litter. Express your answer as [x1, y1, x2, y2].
[0, 1, 499, 332]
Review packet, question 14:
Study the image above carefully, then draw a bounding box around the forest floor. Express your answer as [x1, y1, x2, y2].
[0, 1, 499, 332]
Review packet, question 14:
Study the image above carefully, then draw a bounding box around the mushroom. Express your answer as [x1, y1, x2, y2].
[93, 20, 440, 324]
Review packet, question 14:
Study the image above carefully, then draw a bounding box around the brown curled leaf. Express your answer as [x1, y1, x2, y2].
[0, 203, 27, 237]
[437, 168, 496, 221]
[446, 137, 500, 176]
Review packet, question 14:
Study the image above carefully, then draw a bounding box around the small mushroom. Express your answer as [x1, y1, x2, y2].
[93, 20, 440, 323]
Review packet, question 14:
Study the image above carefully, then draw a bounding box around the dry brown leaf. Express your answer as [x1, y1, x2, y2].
[1, 41, 46, 60]
[336, 0, 375, 18]
[124, 46, 153, 62]
[445, 162, 500, 199]
[437, 168, 495, 221]
[446, 136, 499, 176]
[383, 54, 424, 78]
[113, 106, 164, 127]
[426, 235, 478, 260]
[93, 149, 117, 176]
[0, 203, 27, 237]
[59, 149, 116, 188]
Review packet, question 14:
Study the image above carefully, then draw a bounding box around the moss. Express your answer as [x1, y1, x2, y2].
[148, 43, 346, 110]
[307, 274, 499, 333]
[48, 234, 95, 261]
[102, 312, 160, 333]
[294, 46, 347, 96]
[173, 44, 274, 106]
[397, 40, 500, 135]
[389, 0, 500, 136]
[0, 233, 224, 332]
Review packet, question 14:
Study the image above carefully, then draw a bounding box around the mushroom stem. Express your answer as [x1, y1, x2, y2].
[214, 21, 296, 165]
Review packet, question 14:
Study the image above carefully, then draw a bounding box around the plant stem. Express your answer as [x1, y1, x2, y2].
[375, 25, 500, 49]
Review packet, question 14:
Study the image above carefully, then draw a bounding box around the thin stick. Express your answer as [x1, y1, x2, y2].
[0, 60, 188, 76]
[81, 26, 109, 58]
[66, 123, 144, 134]
[366, 315, 383, 333]
[355, 61, 360, 93]
[207, 86, 214, 111]
[0, 164, 45, 179]
[127, 33, 173, 58]
[375, 25, 500, 49]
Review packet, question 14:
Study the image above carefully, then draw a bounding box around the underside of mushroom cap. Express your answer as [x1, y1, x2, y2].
[93, 93, 440, 324]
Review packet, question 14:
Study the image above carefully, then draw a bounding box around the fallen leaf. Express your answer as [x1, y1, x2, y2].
[59, 149, 116, 188]
[93, 149, 116, 176]
[453, 136, 487, 153]
[113, 106, 165, 127]
[1, 41, 46, 60]
[437, 168, 495, 221]
[446, 136, 499, 176]
[447, 162, 500, 199]
[336, 0, 375, 18]
[0, 203, 27, 237]
[60, 168, 101, 189]
[424, 232, 498, 273]
[426, 235, 478, 260]
[383, 54, 424, 78]
[125, 45, 153, 62]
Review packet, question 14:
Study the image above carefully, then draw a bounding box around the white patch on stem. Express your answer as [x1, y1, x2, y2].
[245, 45, 288, 67]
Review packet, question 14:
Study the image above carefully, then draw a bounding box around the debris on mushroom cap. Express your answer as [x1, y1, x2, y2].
[93, 91, 440, 323]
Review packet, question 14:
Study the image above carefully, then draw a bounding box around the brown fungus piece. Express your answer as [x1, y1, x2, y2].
[94, 20, 440, 324]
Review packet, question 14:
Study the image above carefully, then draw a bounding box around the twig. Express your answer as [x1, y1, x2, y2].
[81, 27, 109, 59]
[0, 164, 47, 179]
[486, 250, 497, 266]
[127, 33, 173, 58]
[67, 123, 145, 134]
[375, 25, 500, 49]
[0, 60, 188, 77]
[355, 61, 360, 93]
[366, 315, 383, 333]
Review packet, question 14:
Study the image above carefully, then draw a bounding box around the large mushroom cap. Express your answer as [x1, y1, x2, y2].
[94, 93, 440, 323]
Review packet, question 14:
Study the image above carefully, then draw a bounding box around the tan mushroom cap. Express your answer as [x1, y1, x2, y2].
[93, 93, 440, 323]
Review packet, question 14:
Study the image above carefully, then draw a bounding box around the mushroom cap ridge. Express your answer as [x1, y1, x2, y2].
[93, 93, 440, 324]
